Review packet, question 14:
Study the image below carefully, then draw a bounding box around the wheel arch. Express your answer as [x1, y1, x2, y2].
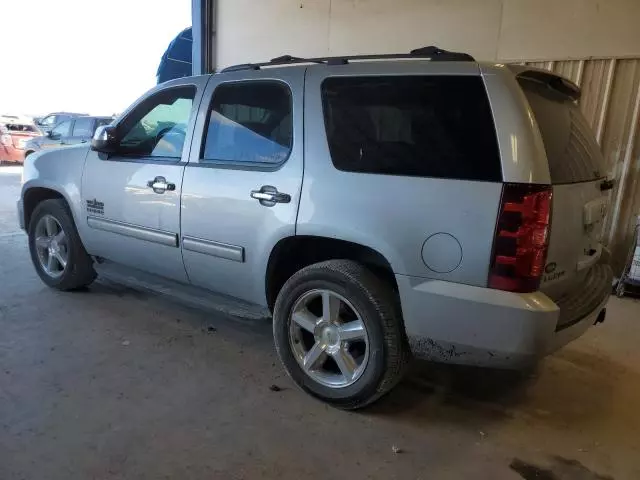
[23, 187, 68, 232]
[265, 235, 397, 312]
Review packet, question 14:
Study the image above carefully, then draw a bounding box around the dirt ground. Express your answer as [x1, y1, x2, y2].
[1, 166, 639, 479]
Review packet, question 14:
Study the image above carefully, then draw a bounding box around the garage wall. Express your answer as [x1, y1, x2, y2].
[214, 0, 640, 68]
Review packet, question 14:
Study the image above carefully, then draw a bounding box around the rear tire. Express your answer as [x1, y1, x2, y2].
[28, 199, 96, 290]
[273, 260, 410, 409]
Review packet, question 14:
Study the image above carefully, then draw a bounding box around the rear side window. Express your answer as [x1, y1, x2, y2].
[321, 76, 501, 181]
[202, 81, 292, 165]
[519, 78, 605, 184]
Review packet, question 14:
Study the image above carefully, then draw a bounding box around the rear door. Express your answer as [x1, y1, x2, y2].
[180, 69, 304, 306]
[518, 75, 610, 307]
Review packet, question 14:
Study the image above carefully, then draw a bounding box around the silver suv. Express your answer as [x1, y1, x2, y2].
[18, 47, 613, 409]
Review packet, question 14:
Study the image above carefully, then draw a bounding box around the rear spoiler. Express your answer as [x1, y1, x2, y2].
[509, 66, 581, 101]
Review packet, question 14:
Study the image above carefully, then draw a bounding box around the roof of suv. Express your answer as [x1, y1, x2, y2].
[220, 46, 475, 73]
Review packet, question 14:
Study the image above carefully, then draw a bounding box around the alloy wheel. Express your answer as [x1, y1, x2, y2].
[288, 289, 370, 388]
[34, 214, 68, 278]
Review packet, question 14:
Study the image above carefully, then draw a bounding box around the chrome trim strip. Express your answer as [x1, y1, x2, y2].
[87, 217, 178, 247]
[182, 236, 245, 262]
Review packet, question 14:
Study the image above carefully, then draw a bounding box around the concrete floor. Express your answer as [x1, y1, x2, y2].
[1, 165, 639, 480]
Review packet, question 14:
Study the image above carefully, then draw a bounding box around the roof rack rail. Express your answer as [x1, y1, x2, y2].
[220, 46, 474, 73]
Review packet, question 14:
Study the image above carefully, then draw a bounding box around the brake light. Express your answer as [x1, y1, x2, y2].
[489, 183, 552, 293]
[1, 133, 12, 146]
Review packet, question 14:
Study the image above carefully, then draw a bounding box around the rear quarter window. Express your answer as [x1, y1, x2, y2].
[518, 78, 605, 184]
[321, 75, 502, 182]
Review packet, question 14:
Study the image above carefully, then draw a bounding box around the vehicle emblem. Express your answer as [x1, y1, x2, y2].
[86, 198, 104, 216]
[545, 262, 557, 274]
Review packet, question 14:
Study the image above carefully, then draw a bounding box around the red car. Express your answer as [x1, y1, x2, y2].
[1, 118, 42, 164]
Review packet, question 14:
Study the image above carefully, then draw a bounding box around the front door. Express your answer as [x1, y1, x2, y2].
[81, 80, 206, 281]
[180, 70, 304, 306]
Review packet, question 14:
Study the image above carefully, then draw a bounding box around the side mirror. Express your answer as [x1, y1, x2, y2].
[48, 131, 60, 140]
[91, 125, 118, 153]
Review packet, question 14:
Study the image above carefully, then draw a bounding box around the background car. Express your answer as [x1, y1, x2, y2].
[0, 116, 42, 164]
[24, 115, 114, 159]
[34, 112, 89, 134]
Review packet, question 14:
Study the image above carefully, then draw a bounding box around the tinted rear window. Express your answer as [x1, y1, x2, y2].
[321, 76, 502, 181]
[519, 78, 605, 184]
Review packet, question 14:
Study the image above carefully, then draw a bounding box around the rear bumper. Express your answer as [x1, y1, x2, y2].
[397, 271, 611, 369]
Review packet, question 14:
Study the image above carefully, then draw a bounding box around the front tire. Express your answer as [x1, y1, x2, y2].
[28, 199, 96, 290]
[273, 260, 410, 409]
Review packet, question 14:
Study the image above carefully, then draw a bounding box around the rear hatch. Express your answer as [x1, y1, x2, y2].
[517, 71, 613, 329]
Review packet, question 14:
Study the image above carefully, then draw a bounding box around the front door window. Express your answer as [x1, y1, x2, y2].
[117, 87, 195, 160]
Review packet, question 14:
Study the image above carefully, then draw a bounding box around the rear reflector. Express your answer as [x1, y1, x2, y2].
[489, 183, 552, 293]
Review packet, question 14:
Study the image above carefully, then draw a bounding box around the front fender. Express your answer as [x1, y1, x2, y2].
[21, 145, 90, 228]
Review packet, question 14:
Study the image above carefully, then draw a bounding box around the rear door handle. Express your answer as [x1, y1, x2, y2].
[147, 176, 175, 194]
[250, 185, 291, 206]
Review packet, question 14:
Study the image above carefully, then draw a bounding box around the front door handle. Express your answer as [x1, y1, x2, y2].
[147, 176, 175, 194]
[250, 185, 291, 206]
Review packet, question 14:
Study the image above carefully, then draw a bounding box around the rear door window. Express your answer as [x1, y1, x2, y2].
[518, 78, 605, 184]
[202, 81, 292, 166]
[321, 76, 502, 181]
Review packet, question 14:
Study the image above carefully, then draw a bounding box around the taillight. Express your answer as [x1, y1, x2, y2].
[1, 133, 12, 146]
[489, 183, 552, 293]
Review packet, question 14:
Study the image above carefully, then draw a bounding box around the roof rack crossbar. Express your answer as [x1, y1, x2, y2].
[219, 46, 474, 73]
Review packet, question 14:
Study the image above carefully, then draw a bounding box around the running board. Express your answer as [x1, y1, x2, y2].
[94, 261, 271, 323]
